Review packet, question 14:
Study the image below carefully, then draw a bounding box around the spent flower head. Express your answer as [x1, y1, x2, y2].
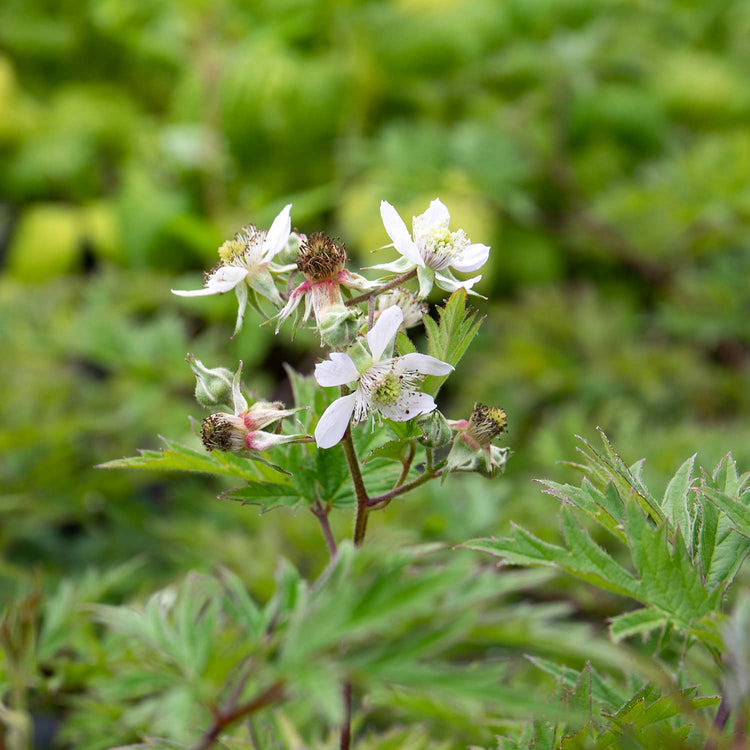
[374, 198, 490, 298]
[274, 232, 379, 347]
[446, 402, 508, 477]
[200, 360, 309, 457]
[172, 204, 294, 336]
[313, 306, 453, 448]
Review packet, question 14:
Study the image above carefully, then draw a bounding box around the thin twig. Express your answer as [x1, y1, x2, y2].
[345, 268, 417, 307]
[367, 295, 375, 330]
[311, 500, 337, 558]
[193, 681, 285, 750]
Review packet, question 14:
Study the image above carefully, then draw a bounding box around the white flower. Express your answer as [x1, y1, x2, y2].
[374, 198, 490, 298]
[313, 306, 454, 449]
[172, 204, 294, 335]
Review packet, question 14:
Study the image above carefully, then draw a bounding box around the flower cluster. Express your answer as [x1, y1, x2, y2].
[174, 198, 505, 477]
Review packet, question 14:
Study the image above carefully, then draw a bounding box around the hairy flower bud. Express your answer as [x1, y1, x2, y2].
[187, 354, 234, 408]
[319, 306, 360, 348]
[417, 410, 453, 448]
[296, 233, 347, 282]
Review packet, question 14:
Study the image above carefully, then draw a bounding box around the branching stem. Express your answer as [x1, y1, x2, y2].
[368, 466, 443, 510]
[193, 681, 285, 750]
[345, 268, 417, 307]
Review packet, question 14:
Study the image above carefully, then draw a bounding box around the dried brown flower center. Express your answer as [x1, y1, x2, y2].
[467, 403, 507, 445]
[296, 232, 347, 281]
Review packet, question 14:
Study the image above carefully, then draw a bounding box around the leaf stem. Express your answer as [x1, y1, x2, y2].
[393, 443, 416, 489]
[193, 680, 285, 750]
[311, 500, 337, 558]
[345, 268, 417, 307]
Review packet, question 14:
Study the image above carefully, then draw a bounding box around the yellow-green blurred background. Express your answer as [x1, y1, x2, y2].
[1, 0, 750, 744]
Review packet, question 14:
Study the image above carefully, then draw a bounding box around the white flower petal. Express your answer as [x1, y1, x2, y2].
[172, 265, 248, 296]
[172, 286, 219, 297]
[314, 353, 359, 387]
[380, 201, 424, 267]
[367, 305, 403, 361]
[434, 271, 482, 292]
[315, 393, 356, 449]
[397, 353, 454, 376]
[379, 391, 436, 422]
[419, 198, 450, 228]
[451, 243, 490, 273]
[262, 203, 292, 261]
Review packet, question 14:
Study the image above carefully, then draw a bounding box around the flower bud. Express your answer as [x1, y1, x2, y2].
[273, 231, 306, 266]
[377, 288, 428, 329]
[319, 307, 360, 349]
[187, 354, 234, 408]
[417, 410, 453, 448]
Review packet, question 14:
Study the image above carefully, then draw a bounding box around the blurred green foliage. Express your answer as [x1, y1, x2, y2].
[1, 0, 750, 746]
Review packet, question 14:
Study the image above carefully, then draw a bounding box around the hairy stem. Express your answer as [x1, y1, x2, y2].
[345, 268, 417, 307]
[311, 500, 337, 558]
[341, 427, 370, 547]
[194, 681, 285, 750]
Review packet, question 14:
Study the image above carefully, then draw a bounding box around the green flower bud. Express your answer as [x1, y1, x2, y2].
[417, 410, 453, 448]
[187, 354, 234, 408]
[319, 307, 360, 349]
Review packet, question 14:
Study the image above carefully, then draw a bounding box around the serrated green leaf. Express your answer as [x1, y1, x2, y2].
[625, 501, 721, 628]
[395, 330, 417, 355]
[364, 439, 414, 464]
[422, 288, 483, 396]
[661, 454, 697, 538]
[697, 495, 750, 591]
[221, 481, 305, 511]
[527, 657, 625, 708]
[701, 486, 750, 539]
[609, 608, 667, 642]
[96, 437, 266, 479]
[559, 507, 640, 598]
